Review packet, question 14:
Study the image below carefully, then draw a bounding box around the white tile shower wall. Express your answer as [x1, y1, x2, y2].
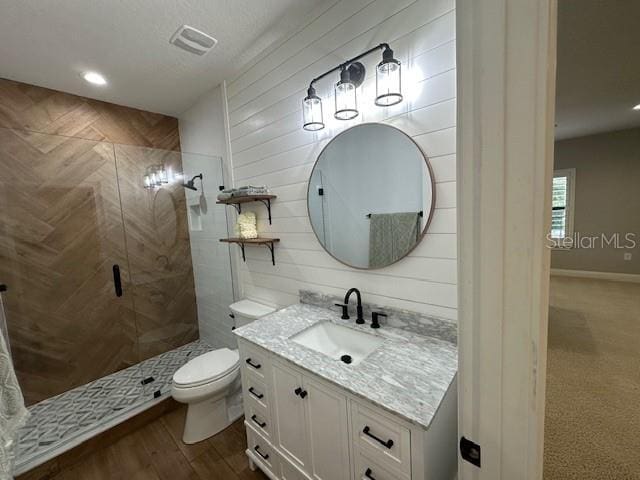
[179, 86, 238, 348]
[226, 0, 457, 320]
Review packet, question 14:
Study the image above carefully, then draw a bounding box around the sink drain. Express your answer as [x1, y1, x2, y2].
[340, 354, 353, 364]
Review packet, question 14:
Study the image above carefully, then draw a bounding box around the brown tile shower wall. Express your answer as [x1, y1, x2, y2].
[0, 78, 198, 405]
[0, 78, 181, 150]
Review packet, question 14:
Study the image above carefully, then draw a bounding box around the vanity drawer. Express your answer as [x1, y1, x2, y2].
[280, 459, 311, 480]
[355, 451, 407, 480]
[239, 342, 271, 381]
[352, 402, 411, 477]
[246, 424, 279, 476]
[245, 394, 272, 439]
[245, 375, 270, 408]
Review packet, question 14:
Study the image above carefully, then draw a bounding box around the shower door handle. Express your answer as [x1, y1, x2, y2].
[112, 265, 123, 297]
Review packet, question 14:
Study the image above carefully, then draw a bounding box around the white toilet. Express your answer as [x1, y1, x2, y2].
[171, 299, 275, 444]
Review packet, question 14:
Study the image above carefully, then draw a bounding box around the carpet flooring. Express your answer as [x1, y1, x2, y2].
[544, 276, 640, 479]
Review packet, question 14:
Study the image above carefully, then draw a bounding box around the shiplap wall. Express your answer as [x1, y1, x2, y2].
[225, 0, 457, 320]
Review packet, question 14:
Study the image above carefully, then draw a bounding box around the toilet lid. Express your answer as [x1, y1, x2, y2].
[173, 348, 240, 388]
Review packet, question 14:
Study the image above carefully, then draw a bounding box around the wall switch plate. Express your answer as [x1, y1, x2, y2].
[624, 252, 632, 261]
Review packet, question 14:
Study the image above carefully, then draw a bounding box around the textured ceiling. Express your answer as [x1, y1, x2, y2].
[556, 0, 640, 139]
[0, 0, 329, 115]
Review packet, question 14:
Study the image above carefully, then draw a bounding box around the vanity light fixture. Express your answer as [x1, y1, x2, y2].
[301, 43, 402, 131]
[143, 164, 171, 189]
[375, 46, 403, 106]
[302, 86, 324, 131]
[334, 66, 359, 120]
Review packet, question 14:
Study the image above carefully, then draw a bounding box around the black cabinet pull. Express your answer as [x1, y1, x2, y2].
[364, 468, 376, 480]
[245, 358, 261, 369]
[300, 390, 308, 399]
[294, 387, 302, 396]
[248, 387, 264, 399]
[294, 387, 308, 398]
[362, 426, 394, 449]
[112, 265, 122, 297]
[254, 445, 269, 460]
[251, 414, 266, 428]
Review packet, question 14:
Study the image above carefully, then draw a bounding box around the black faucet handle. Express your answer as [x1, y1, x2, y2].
[334, 303, 350, 319]
[371, 311, 387, 329]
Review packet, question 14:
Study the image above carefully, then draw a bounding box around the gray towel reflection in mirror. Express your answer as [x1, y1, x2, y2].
[368, 212, 421, 268]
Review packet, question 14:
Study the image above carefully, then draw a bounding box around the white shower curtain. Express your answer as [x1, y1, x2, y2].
[0, 294, 29, 480]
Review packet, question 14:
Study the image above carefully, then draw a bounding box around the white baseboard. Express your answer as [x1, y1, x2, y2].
[551, 268, 640, 284]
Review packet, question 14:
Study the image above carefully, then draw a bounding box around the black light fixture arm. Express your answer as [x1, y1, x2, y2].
[307, 43, 391, 90]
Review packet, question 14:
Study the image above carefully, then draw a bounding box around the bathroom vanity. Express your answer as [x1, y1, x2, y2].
[234, 301, 458, 480]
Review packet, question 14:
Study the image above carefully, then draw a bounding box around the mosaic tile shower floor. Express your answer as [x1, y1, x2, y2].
[16, 339, 213, 472]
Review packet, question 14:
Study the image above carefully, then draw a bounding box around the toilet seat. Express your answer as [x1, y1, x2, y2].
[173, 348, 240, 388]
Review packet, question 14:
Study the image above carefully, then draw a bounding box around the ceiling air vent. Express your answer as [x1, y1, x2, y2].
[170, 25, 217, 56]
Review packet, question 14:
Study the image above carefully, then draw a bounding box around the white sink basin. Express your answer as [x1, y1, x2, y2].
[290, 321, 384, 366]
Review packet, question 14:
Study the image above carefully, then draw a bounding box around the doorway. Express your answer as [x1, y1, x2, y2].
[544, 1, 640, 478]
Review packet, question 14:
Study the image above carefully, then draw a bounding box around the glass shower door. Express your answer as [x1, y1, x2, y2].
[0, 127, 142, 406]
[113, 144, 198, 364]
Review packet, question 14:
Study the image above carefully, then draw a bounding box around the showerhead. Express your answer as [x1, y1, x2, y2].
[182, 173, 203, 191]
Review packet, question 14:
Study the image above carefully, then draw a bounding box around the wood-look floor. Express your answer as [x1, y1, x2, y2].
[33, 407, 268, 480]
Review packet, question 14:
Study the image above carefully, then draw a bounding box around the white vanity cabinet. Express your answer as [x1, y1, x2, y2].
[272, 360, 351, 480]
[238, 339, 457, 480]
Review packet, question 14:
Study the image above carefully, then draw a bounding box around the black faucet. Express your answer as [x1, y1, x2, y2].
[371, 311, 387, 329]
[344, 288, 365, 324]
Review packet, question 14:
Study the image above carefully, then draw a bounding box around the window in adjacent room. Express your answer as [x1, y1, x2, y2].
[550, 168, 575, 244]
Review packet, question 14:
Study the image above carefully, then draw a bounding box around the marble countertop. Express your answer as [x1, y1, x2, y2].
[233, 303, 457, 429]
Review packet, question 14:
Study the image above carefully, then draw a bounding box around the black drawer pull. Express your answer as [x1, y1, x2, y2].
[251, 414, 266, 428]
[254, 445, 269, 460]
[248, 387, 264, 399]
[245, 358, 261, 369]
[363, 426, 394, 449]
[364, 468, 376, 480]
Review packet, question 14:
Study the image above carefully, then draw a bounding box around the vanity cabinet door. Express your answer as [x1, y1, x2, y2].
[305, 376, 350, 480]
[272, 361, 311, 472]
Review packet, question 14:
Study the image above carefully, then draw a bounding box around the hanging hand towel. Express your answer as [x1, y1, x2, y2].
[369, 212, 420, 268]
[0, 297, 29, 480]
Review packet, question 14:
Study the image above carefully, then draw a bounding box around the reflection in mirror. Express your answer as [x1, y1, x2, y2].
[308, 123, 434, 269]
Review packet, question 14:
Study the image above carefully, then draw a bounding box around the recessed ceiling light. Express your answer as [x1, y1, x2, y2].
[82, 71, 107, 86]
[633, 103, 640, 111]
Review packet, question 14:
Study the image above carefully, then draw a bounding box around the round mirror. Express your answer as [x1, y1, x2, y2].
[307, 123, 435, 269]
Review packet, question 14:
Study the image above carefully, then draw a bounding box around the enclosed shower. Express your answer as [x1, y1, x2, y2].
[0, 78, 232, 473]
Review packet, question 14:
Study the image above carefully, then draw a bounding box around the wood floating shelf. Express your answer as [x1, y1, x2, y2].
[220, 237, 281, 265]
[216, 195, 277, 224]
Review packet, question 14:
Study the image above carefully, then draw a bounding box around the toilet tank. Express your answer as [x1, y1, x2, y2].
[229, 299, 276, 328]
